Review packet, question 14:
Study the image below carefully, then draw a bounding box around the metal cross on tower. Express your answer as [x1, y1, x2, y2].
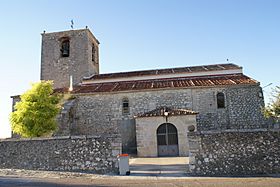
[71, 20, 74, 29]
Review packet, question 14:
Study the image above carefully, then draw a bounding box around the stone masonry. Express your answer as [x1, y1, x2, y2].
[57, 84, 265, 153]
[188, 130, 280, 176]
[0, 135, 121, 174]
[41, 29, 99, 88]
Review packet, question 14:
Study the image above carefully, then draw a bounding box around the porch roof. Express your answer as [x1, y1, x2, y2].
[135, 106, 198, 118]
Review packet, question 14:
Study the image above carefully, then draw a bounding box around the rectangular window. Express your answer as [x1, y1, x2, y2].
[92, 44, 95, 62]
[217, 92, 225, 108]
[122, 99, 129, 114]
[61, 39, 70, 57]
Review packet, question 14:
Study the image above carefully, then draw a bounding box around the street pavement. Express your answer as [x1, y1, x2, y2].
[0, 157, 279, 187]
[1, 175, 280, 187]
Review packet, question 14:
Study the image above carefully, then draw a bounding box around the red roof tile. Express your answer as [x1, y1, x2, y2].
[136, 107, 198, 118]
[84, 63, 241, 80]
[55, 74, 258, 94]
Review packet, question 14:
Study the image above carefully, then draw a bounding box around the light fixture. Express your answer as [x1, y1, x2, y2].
[164, 111, 168, 116]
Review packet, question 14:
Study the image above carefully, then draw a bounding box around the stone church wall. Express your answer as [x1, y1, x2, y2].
[63, 84, 264, 153]
[192, 85, 265, 130]
[188, 129, 280, 176]
[0, 135, 121, 174]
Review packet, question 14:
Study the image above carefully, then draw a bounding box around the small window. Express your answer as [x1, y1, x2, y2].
[92, 44, 95, 62]
[61, 39, 70, 57]
[122, 98, 129, 114]
[217, 92, 225, 108]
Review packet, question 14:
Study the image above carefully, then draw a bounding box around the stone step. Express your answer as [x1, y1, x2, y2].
[129, 157, 189, 177]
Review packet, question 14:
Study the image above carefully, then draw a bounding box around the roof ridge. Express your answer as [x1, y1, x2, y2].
[84, 63, 241, 80]
[82, 73, 244, 85]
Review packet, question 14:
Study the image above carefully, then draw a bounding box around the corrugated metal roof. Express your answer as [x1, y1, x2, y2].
[55, 74, 258, 94]
[84, 63, 241, 80]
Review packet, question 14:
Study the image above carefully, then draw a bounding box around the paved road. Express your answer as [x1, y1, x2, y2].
[1, 176, 280, 187]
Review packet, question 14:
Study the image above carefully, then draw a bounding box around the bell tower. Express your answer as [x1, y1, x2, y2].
[40, 28, 100, 88]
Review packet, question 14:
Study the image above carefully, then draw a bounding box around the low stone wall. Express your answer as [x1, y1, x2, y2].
[0, 135, 121, 174]
[188, 129, 280, 176]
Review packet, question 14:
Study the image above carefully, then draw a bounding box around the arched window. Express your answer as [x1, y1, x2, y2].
[61, 38, 70, 57]
[122, 98, 129, 114]
[217, 92, 225, 108]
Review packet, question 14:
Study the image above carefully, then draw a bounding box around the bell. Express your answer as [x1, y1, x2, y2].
[62, 50, 69, 56]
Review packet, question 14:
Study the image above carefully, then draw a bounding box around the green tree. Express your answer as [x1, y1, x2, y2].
[10, 81, 61, 137]
[263, 86, 280, 122]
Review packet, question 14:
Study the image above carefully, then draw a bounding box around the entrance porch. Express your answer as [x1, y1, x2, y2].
[135, 107, 197, 157]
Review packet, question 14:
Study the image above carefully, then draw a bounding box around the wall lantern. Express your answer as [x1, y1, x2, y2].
[164, 109, 169, 123]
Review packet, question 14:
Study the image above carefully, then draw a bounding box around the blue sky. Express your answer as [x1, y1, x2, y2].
[0, 0, 279, 138]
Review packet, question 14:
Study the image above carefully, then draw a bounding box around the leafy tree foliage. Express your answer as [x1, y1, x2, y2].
[10, 81, 61, 137]
[263, 86, 280, 122]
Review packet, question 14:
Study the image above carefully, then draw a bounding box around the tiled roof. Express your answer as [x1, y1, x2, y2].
[55, 74, 258, 94]
[84, 63, 241, 80]
[135, 107, 198, 118]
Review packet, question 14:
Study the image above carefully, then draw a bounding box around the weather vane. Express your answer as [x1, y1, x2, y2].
[71, 19, 74, 29]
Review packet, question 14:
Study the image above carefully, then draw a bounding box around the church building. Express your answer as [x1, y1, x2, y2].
[14, 28, 266, 157]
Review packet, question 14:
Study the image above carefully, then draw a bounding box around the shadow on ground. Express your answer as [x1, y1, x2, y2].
[0, 177, 106, 187]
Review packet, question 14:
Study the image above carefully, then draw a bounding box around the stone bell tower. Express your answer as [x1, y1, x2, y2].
[40, 28, 100, 88]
